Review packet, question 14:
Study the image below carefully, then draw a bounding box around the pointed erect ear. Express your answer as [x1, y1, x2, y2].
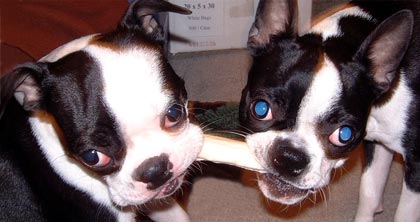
[355, 10, 413, 95]
[119, 0, 191, 41]
[0, 63, 44, 117]
[248, 0, 297, 51]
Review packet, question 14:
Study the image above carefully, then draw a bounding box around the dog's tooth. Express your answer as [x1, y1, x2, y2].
[198, 134, 265, 172]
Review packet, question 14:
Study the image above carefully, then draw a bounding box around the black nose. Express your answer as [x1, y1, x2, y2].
[269, 139, 309, 179]
[132, 153, 173, 190]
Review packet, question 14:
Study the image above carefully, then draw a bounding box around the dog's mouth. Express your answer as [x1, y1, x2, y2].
[159, 177, 181, 197]
[156, 173, 185, 198]
[258, 173, 314, 205]
[109, 172, 187, 207]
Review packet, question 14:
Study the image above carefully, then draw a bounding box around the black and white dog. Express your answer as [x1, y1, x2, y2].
[0, 1, 202, 221]
[240, 0, 419, 221]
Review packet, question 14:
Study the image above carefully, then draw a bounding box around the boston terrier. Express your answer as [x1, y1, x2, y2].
[0, 0, 203, 221]
[239, 0, 419, 221]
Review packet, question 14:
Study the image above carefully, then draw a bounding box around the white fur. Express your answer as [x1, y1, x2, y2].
[297, 58, 342, 124]
[310, 6, 374, 40]
[294, 58, 344, 188]
[365, 72, 412, 155]
[86, 46, 169, 138]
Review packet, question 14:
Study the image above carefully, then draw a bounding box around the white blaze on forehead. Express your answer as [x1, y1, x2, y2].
[85, 45, 169, 134]
[309, 6, 373, 40]
[297, 58, 342, 128]
[287, 58, 343, 188]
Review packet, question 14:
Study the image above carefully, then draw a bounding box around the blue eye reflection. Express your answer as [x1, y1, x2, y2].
[253, 100, 269, 118]
[339, 126, 353, 143]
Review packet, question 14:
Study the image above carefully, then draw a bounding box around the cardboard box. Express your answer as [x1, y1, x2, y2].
[166, 0, 313, 54]
[167, 0, 258, 53]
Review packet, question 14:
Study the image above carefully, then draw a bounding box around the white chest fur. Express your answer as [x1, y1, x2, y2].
[365, 72, 412, 156]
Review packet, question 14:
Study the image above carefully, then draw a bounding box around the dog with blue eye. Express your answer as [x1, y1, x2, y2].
[0, 1, 203, 221]
[239, 0, 420, 221]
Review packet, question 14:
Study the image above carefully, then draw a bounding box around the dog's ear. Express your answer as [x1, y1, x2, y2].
[355, 10, 413, 95]
[0, 63, 44, 117]
[119, 0, 191, 42]
[248, 0, 297, 51]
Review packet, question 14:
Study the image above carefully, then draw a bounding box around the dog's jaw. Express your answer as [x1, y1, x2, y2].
[247, 130, 345, 204]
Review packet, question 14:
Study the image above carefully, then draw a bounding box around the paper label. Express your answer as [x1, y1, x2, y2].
[170, 1, 224, 37]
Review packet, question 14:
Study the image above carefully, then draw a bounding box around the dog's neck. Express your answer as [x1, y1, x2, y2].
[366, 72, 412, 155]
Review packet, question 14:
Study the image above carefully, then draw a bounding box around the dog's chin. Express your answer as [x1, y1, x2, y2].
[258, 173, 311, 205]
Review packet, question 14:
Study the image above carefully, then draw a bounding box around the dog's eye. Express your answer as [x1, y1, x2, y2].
[329, 126, 354, 146]
[80, 149, 111, 168]
[164, 104, 185, 128]
[251, 100, 272, 120]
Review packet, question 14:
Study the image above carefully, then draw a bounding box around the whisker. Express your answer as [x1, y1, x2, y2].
[332, 168, 338, 181]
[307, 192, 317, 205]
[237, 124, 255, 134]
[198, 117, 224, 131]
[340, 165, 350, 175]
[279, 203, 290, 213]
[189, 161, 204, 175]
[211, 130, 247, 139]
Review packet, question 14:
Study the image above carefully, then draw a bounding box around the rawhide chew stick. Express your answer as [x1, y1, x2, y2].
[198, 134, 265, 172]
